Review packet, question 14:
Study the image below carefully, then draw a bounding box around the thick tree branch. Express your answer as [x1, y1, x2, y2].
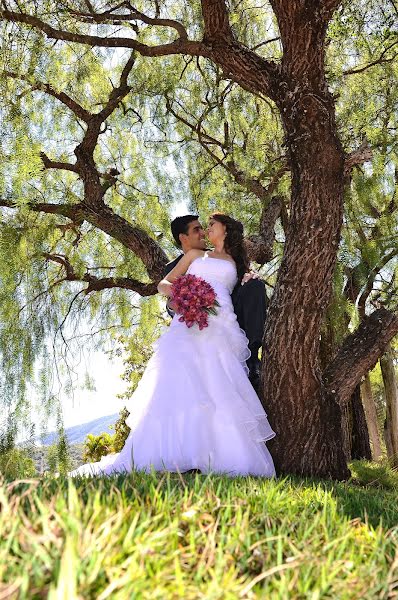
[118, 4, 188, 40]
[43, 252, 157, 296]
[200, 0, 234, 42]
[323, 308, 398, 406]
[83, 276, 157, 295]
[96, 51, 136, 122]
[5, 50, 136, 134]
[67, 3, 189, 39]
[1, 43, 169, 280]
[0, 199, 168, 281]
[270, 0, 343, 22]
[1, 6, 280, 100]
[79, 203, 168, 280]
[0, 8, 205, 57]
[0, 199, 85, 221]
[39, 152, 78, 173]
[246, 195, 284, 264]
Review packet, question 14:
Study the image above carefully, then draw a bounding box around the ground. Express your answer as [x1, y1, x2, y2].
[0, 461, 397, 599]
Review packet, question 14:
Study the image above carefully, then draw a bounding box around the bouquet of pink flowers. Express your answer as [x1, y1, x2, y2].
[170, 274, 220, 330]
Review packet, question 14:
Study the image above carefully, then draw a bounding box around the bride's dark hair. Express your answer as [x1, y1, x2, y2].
[211, 213, 249, 283]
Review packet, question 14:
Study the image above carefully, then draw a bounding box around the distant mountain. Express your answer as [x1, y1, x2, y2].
[38, 413, 119, 446]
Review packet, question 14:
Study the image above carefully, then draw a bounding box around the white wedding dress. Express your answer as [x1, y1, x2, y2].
[70, 255, 276, 478]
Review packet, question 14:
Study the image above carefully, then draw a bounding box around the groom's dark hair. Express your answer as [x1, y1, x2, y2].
[170, 214, 199, 247]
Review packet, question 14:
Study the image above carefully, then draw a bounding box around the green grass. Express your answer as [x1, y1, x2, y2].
[1, 463, 397, 599]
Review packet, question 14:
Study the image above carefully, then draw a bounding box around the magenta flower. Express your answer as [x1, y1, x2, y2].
[170, 274, 220, 330]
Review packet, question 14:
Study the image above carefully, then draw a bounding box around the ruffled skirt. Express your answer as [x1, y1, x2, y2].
[70, 294, 276, 478]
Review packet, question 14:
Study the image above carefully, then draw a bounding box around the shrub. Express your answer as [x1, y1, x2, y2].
[83, 432, 114, 463]
[0, 448, 37, 478]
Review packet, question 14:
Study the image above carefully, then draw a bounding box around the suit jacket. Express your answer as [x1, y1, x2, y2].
[164, 255, 184, 276]
[163, 255, 183, 317]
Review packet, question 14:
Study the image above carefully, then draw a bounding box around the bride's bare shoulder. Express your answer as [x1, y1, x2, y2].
[185, 249, 205, 264]
[164, 249, 205, 282]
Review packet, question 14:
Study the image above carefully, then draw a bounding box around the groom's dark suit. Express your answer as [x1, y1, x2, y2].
[164, 255, 268, 390]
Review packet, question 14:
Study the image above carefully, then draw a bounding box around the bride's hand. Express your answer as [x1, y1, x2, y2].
[241, 271, 260, 285]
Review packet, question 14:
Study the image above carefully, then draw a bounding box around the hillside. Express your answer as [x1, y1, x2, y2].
[30, 413, 119, 474]
[38, 413, 119, 446]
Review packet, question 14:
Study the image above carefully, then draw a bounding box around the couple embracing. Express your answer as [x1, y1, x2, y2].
[71, 213, 276, 478]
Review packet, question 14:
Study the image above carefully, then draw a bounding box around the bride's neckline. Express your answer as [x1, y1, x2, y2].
[203, 251, 236, 266]
[188, 253, 236, 271]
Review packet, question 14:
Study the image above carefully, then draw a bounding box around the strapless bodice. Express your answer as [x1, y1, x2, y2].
[187, 254, 237, 298]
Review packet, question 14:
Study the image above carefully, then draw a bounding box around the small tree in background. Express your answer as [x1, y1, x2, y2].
[46, 431, 72, 475]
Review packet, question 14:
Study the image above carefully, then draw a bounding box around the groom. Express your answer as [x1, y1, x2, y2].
[164, 215, 268, 392]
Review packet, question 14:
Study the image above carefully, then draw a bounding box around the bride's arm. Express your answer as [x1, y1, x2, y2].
[157, 250, 204, 297]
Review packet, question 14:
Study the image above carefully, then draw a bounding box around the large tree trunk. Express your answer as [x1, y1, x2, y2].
[262, 7, 349, 478]
[340, 402, 352, 461]
[380, 344, 398, 467]
[360, 374, 382, 461]
[263, 111, 348, 477]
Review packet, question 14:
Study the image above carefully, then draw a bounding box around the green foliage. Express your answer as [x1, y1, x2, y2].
[0, 447, 37, 479]
[45, 432, 71, 476]
[82, 408, 131, 461]
[83, 432, 114, 463]
[0, 468, 397, 597]
[110, 407, 131, 454]
[31, 443, 83, 474]
[117, 295, 167, 401]
[350, 459, 398, 491]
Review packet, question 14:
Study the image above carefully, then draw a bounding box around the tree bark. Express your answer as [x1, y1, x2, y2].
[323, 309, 398, 405]
[380, 344, 398, 467]
[340, 401, 352, 461]
[360, 374, 382, 461]
[320, 315, 373, 462]
[263, 106, 348, 477]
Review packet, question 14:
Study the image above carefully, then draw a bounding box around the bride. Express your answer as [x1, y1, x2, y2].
[70, 213, 275, 477]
